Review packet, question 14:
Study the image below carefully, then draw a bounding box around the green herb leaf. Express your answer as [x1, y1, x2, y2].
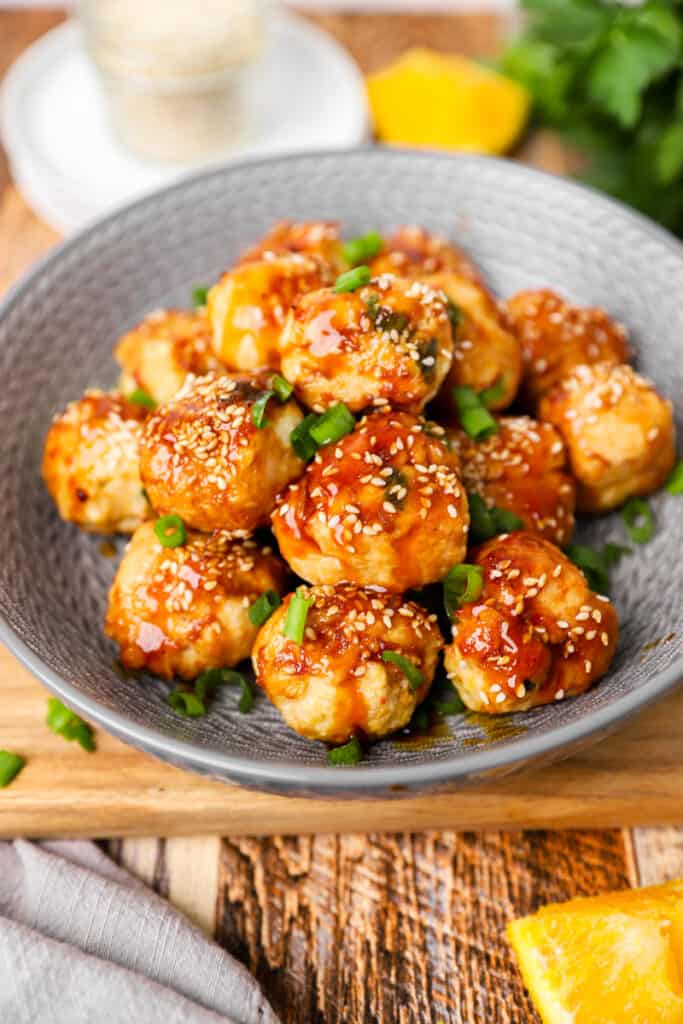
[46, 698, 96, 752]
[0, 750, 25, 788]
[327, 735, 362, 766]
[587, 25, 679, 129]
[655, 121, 683, 184]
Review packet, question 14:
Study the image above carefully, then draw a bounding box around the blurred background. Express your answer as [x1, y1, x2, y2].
[3, 0, 683, 237]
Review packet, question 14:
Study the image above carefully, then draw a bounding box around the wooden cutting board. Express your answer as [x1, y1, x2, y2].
[3, 643, 683, 838]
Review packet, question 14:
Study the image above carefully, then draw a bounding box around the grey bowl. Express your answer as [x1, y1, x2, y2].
[1, 148, 682, 797]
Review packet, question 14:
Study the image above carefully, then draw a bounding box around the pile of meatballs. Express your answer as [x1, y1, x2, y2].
[42, 221, 677, 759]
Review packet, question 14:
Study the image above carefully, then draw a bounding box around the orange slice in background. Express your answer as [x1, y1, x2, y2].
[366, 48, 530, 155]
[508, 880, 683, 1024]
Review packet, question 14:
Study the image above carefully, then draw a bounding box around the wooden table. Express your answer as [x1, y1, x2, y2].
[3, 9, 683, 1023]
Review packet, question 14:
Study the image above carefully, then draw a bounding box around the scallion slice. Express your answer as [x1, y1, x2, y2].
[453, 386, 498, 441]
[46, 698, 95, 752]
[309, 403, 355, 446]
[127, 388, 156, 410]
[381, 650, 423, 690]
[491, 507, 524, 534]
[290, 413, 319, 461]
[443, 563, 484, 619]
[168, 691, 206, 717]
[666, 460, 683, 495]
[446, 298, 461, 334]
[334, 266, 372, 293]
[343, 231, 383, 266]
[478, 375, 507, 408]
[271, 374, 294, 402]
[252, 390, 274, 428]
[192, 285, 209, 307]
[621, 497, 655, 544]
[238, 678, 255, 714]
[283, 587, 313, 645]
[248, 589, 281, 627]
[154, 514, 187, 548]
[327, 735, 362, 766]
[0, 750, 25, 788]
[467, 493, 497, 542]
[433, 695, 466, 716]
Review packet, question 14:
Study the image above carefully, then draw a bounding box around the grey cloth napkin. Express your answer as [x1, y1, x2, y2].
[0, 839, 280, 1024]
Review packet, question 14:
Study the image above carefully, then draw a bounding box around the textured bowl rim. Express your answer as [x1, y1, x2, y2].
[2, 145, 682, 792]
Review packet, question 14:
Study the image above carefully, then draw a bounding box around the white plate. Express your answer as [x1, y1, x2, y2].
[0, 16, 368, 233]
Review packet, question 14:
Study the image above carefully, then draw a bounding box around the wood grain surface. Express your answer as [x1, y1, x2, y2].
[2, 9, 683, 1024]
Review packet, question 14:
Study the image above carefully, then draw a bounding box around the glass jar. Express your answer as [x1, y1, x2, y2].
[76, 0, 267, 163]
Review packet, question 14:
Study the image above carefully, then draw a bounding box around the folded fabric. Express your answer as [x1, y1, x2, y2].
[0, 839, 280, 1024]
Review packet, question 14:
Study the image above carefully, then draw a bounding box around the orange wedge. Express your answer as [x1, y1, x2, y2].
[508, 880, 683, 1024]
[366, 48, 530, 155]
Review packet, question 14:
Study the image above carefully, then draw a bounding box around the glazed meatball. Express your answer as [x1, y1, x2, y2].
[115, 308, 222, 405]
[252, 583, 442, 743]
[432, 271, 522, 414]
[444, 532, 618, 713]
[105, 522, 287, 679]
[449, 416, 576, 545]
[272, 411, 469, 591]
[140, 371, 305, 533]
[42, 390, 149, 534]
[539, 362, 676, 512]
[278, 274, 453, 414]
[237, 220, 345, 273]
[505, 289, 631, 403]
[207, 253, 333, 371]
[369, 224, 482, 284]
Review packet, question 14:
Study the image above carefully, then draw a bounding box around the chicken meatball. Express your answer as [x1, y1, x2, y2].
[369, 224, 482, 284]
[237, 220, 345, 273]
[538, 362, 676, 512]
[252, 583, 442, 743]
[444, 532, 618, 713]
[432, 271, 522, 414]
[505, 289, 631, 403]
[105, 522, 287, 679]
[278, 274, 453, 414]
[140, 371, 305, 533]
[272, 411, 469, 591]
[42, 390, 149, 534]
[115, 308, 222, 405]
[449, 416, 576, 545]
[207, 253, 333, 371]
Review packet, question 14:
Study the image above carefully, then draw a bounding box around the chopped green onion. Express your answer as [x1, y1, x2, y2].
[283, 587, 313, 645]
[248, 589, 281, 627]
[334, 266, 372, 293]
[453, 386, 498, 441]
[309, 403, 355, 446]
[0, 750, 25, 787]
[433, 695, 466, 716]
[252, 390, 274, 428]
[365, 293, 381, 322]
[467, 492, 497, 542]
[376, 309, 410, 334]
[194, 668, 226, 702]
[127, 388, 156, 410]
[327, 735, 362, 766]
[343, 231, 383, 266]
[192, 285, 209, 307]
[381, 650, 423, 690]
[666, 461, 683, 495]
[238, 678, 255, 714]
[443, 563, 484, 619]
[621, 497, 655, 544]
[564, 542, 631, 594]
[168, 691, 206, 717]
[46, 698, 95, 752]
[154, 514, 187, 548]
[491, 507, 524, 534]
[478, 375, 507, 408]
[445, 298, 461, 334]
[290, 414, 319, 461]
[271, 374, 294, 402]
